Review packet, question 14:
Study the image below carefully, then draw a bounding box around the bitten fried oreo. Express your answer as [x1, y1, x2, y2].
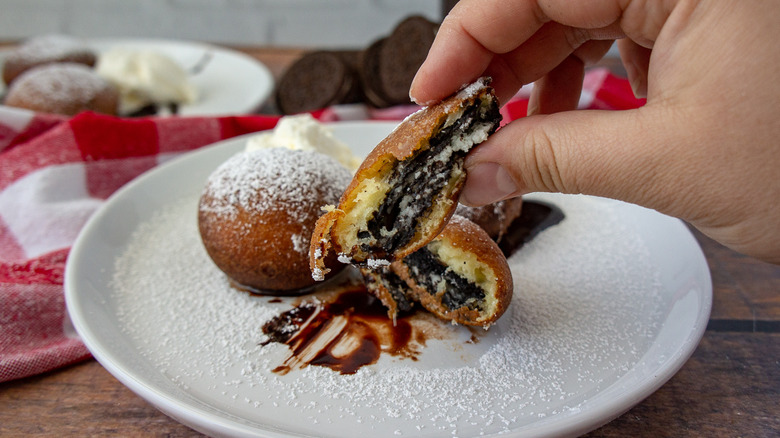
[362, 215, 513, 327]
[309, 77, 502, 280]
[310, 78, 501, 278]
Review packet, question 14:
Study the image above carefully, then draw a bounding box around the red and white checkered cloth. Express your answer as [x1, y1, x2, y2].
[0, 68, 643, 382]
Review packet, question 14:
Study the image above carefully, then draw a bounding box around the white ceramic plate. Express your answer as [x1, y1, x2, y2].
[65, 121, 712, 438]
[1, 37, 274, 116]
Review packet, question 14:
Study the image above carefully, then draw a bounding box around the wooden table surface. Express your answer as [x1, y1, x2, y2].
[1, 45, 778, 437]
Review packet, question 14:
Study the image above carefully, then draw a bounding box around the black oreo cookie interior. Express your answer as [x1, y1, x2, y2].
[403, 247, 487, 311]
[359, 266, 416, 322]
[363, 99, 500, 257]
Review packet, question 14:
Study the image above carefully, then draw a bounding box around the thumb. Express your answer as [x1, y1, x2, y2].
[460, 107, 780, 264]
[461, 107, 682, 216]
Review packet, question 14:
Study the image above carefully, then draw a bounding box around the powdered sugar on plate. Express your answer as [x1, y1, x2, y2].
[111, 192, 665, 437]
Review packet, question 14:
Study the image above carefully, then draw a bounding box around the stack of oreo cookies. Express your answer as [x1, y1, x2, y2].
[275, 16, 439, 115]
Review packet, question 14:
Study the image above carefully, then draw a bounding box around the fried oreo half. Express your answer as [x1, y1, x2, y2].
[362, 215, 513, 327]
[310, 77, 502, 280]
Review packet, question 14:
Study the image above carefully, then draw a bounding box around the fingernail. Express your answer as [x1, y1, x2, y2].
[527, 85, 540, 116]
[409, 72, 427, 105]
[461, 162, 519, 206]
[409, 79, 435, 106]
[627, 68, 641, 97]
[409, 78, 421, 104]
[624, 61, 647, 98]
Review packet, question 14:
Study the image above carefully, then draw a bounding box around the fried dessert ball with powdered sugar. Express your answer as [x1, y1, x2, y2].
[2, 34, 97, 85]
[3, 63, 118, 116]
[198, 148, 352, 294]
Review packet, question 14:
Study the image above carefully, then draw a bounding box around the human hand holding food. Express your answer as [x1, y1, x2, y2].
[410, 0, 780, 263]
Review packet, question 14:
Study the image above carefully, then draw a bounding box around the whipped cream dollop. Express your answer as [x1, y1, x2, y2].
[245, 114, 361, 171]
[96, 47, 198, 114]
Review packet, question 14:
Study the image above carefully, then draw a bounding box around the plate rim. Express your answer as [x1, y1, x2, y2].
[64, 121, 712, 437]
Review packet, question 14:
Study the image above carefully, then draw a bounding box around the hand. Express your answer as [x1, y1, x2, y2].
[410, 0, 780, 263]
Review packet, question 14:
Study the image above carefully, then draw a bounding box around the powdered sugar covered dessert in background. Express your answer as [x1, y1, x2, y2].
[309, 77, 502, 279]
[198, 148, 352, 294]
[2, 34, 97, 85]
[96, 47, 197, 115]
[3, 63, 119, 116]
[245, 114, 362, 171]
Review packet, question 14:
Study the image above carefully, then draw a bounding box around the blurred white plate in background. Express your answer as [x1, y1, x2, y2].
[1, 37, 274, 116]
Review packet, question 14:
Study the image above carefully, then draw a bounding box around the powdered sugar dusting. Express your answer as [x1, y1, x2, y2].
[456, 77, 490, 100]
[290, 233, 308, 254]
[112, 193, 666, 437]
[406, 77, 492, 124]
[199, 148, 351, 224]
[366, 258, 391, 268]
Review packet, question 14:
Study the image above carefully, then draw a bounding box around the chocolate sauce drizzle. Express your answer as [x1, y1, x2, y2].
[261, 200, 563, 375]
[261, 286, 423, 375]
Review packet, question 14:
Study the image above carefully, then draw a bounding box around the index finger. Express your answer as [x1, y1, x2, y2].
[410, 0, 547, 105]
[410, 0, 627, 105]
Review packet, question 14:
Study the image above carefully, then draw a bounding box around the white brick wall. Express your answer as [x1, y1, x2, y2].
[0, 0, 442, 48]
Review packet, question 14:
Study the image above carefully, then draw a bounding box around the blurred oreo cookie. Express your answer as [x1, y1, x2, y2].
[358, 38, 393, 108]
[275, 15, 439, 114]
[275, 50, 363, 115]
[374, 16, 438, 105]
